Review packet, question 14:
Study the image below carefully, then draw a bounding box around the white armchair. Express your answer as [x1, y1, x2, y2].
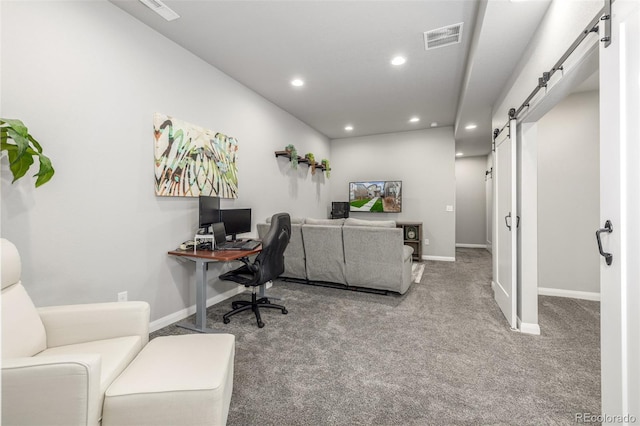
[1, 238, 150, 426]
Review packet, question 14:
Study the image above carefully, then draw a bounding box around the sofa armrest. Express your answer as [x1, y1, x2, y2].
[2, 354, 102, 426]
[38, 301, 150, 348]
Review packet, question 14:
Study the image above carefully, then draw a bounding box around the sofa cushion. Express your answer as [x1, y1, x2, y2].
[1, 283, 47, 358]
[266, 216, 305, 224]
[344, 218, 396, 228]
[342, 226, 411, 294]
[305, 218, 345, 225]
[301, 225, 347, 284]
[103, 334, 235, 426]
[37, 335, 144, 394]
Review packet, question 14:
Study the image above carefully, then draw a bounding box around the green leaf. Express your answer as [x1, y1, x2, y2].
[34, 154, 55, 187]
[6, 128, 30, 160]
[0, 118, 28, 138]
[27, 134, 43, 153]
[7, 147, 34, 182]
[1, 118, 54, 187]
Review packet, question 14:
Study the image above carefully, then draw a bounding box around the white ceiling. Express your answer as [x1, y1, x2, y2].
[111, 0, 552, 157]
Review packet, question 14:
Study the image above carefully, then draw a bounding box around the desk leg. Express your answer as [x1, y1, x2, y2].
[177, 259, 221, 333]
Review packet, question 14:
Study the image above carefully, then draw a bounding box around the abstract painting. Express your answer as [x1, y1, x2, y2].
[154, 113, 238, 198]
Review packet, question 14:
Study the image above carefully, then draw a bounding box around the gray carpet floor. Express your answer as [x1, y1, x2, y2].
[152, 248, 600, 425]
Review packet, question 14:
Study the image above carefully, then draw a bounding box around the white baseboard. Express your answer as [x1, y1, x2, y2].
[455, 243, 487, 249]
[149, 286, 246, 332]
[422, 255, 456, 262]
[517, 317, 541, 335]
[538, 287, 600, 301]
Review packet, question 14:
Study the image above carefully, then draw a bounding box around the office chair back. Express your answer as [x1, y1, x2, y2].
[251, 212, 291, 285]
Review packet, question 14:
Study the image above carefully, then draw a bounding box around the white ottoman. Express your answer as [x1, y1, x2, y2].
[102, 334, 235, 426]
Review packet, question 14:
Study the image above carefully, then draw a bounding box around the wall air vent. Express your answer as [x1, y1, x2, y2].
[139, 0, 180, 22]
[424, 22, 464, 50]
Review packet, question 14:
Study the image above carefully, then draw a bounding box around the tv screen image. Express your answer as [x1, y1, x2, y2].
[349, 181, 402, 213]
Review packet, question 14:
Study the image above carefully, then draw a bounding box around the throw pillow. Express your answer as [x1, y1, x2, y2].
[344, 218, 396, 228]
[305, 218, 345, 226]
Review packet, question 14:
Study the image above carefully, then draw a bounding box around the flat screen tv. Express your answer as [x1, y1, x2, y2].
[198, 195, 220, 233]
[220, 208, 252, 240]
[349, 181, 402, 213]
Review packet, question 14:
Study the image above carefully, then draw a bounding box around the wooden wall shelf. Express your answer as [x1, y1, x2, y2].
[274, 151, 330, 173]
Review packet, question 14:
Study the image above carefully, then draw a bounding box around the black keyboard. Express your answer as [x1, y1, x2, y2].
[216, 242, 244, 251]
[241, 240, 261, 250]
[217, 240, 260, 251]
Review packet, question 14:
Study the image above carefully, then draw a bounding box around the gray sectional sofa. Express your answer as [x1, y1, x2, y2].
[257, 217, 414, 294]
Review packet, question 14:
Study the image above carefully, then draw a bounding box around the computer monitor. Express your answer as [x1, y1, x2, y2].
[198, 195, 220, 233]
[220, 208, 251, 240]
[331, 201, 350, 219]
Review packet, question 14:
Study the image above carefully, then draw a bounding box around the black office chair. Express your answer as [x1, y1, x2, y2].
[219, 212, 291, 328]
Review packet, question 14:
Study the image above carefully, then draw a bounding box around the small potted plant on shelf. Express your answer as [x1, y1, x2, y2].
[285, 144, 298, 168]
[305, 152, 315, 175]
[1, 118, 55, 187]
[321, 158, 330, 178]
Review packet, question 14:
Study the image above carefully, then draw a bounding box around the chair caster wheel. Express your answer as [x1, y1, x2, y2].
[282, 309, 288, 315]
[258, 321, 265, 328]
[223, 318, 230, 324]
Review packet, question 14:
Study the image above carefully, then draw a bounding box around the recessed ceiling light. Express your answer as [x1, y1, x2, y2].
[409, 117, 420, 123]
[391, 56, 406, 66]
[456, 152, 464, 157]
[345, 125, 354, 131]
[465, 124, 477, 130]
[430, 122, 438, 127]
[291, 79, 304, 87]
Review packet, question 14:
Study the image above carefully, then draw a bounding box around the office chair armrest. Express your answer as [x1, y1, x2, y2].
[2, 354, 102, 426]
[238, 256, 260, 273]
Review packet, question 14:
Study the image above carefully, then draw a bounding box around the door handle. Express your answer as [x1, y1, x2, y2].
[504, 213, 520, 230]
[596, 220, 613, 266]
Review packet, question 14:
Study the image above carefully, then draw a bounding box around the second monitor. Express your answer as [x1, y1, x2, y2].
[220, 208, 251, 241]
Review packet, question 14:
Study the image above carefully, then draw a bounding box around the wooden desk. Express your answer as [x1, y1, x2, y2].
[168, 247, 261, 333]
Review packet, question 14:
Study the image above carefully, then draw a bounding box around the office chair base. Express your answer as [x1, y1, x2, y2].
[223, 292, 287, 328]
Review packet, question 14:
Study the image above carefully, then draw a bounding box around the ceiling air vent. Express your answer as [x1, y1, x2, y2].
[424, 22, 464, 50]
[139, 0, 180, 22]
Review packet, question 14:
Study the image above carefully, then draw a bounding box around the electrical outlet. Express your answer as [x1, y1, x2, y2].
[117, 291, 128, 302]
[424, 239, 430, 245]
[446, 205, 454, 212]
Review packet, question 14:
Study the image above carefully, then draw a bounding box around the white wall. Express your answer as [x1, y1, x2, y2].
[537, 90, 600, 295]
[329, 128, 456, 259]
[455, 156, 487, 246]
[0, 1, 330, 323]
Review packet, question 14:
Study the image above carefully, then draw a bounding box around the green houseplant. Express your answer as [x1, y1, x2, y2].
[321, 158, 330, 178]
[285, 144, 298, 169]
[305, 152, 315, 175]
[1, 118, 54, 187]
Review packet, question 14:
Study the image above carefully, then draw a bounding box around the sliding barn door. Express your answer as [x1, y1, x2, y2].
[493, 119, 517, 329]
[599, 0, 640, 417]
